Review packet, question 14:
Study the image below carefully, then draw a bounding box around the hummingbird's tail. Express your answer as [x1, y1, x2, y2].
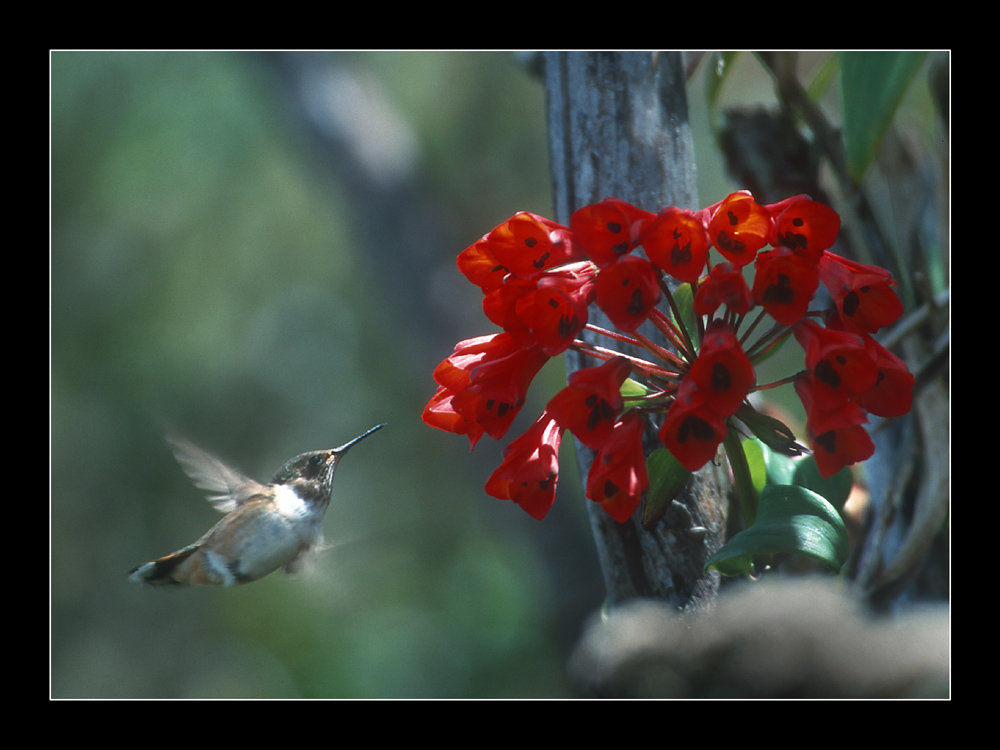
[129, 545, 202, 586]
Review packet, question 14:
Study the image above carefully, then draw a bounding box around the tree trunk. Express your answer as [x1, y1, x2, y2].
[543, 51, 727, 612]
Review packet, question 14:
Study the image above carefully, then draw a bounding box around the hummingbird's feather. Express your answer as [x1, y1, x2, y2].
[128, 544, 202, 585]
[165, 435, 265, 513]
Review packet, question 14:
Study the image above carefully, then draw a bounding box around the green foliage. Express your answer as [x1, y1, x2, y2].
[703, 51, 928, 185]
[839, 51, 926, 183]
[705, 483, 850, 577]
[706, 438, 852, 577]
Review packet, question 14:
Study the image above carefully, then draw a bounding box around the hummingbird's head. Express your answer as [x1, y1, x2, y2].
[271, 449, 342, 503]
[270, 424, 386, 504]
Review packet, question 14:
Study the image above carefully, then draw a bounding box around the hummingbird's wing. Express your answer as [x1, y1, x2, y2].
[166, 435, 266, 513]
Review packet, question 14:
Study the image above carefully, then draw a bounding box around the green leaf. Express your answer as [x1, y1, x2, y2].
[839, 51, 925, 183]
[725, 427, 757, 526]
[665, 282, 699, 356]
[705, 51, 742, 110]
[742, 437, 768, 495]
[642, 448, 692, 528]
[792, 455, 853, 513]
[705, 484, 850, 576]
[742, 436, 796, 491]
[805, 53, 839, 102]
[620, 377, 651, 410]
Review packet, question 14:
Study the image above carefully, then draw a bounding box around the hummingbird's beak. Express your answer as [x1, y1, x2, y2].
[331, 423, 386, 455]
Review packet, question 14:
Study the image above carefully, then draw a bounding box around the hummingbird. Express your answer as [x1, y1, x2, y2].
[129, 423, 386, 587]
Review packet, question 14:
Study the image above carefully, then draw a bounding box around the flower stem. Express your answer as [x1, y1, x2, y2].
[571, 336, 680, 381]
[738, 308, 769, 349]
[753, 372, 801, 391]
[746, 323, 794, 362]
[629, 326, 688, 371]
[655, 279, 698, 361]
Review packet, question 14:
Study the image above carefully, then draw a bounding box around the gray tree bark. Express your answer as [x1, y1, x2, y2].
[543, 51, 727, 612]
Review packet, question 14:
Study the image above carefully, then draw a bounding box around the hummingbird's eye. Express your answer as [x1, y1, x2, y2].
[305, 455, 324, 477]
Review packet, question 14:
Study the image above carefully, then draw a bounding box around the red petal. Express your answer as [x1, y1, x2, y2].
[793, 372, 868, 438]
[487, 212, 579, 279]
[752, 247, 819, 326]
[818, 252, 903, 334]
[456, 237, 507, 293]
[422, 385, 485, 449]
[585, 412, 648, 523]
[484, 412, 563, 519]
[547, 356, 632, 449]
[810, 424, 874, 478]
[639, 207, 710, 283]
[707, 191, 772, 266]
[570, 198, 655, 268]
[482, 277, 537, 348]
[513, 264, 596, 355]
[658, 380, 726, 472]
[693, 261, 754, 316]
[687, 320, 756, 417]
[765, 196, 841, 262]
[850, 334, 914, 418]
[593, 255, 663, 332]
[794, 319, 878, 396]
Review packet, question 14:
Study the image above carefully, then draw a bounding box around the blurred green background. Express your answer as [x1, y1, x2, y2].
[51, 51, 945, 698]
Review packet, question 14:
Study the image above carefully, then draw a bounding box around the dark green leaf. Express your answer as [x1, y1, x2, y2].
[725, 428, 757, 526]
[705, 484, 850, 576]
[792, 455, 853, 513]
[642, 448, 691, 528]
[839, 51, 925, 183]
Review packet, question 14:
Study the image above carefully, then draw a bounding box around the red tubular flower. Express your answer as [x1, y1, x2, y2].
[658, 378, 726, 472]
[765, 196, 841, 264]
[484, 411, 564, 520]
[448, 387, 522, 445]
[430, 333, 549, 442]
[752, 247, 820, 326]
[793, 318, 878, 397]
[482, 276, 537, 348]
[687, 319, 756, 417]
[693, 261, 754, 316]
[514, 263, 596, 356]
[818, 252, 904, 334]
[463, 337, 549, 406]
[422, 384, 485, 449]
[456, 236, 507, 293]
[825, 313, 914, 417]
[570, 198, 655, 268]
[811, 423, 875, 479]
[547, 356, 632, 449]
[794, 373, 874, 478]
[487, 212, 579, 280]
[706, 191, 773, 266]
[853, 338, 914, 418]
[640, 207, 710, 283]
[593, 255, 663, 332]
[586, 411, 649, 523]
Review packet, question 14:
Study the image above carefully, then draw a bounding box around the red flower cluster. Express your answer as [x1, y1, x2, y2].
[424, 192, 913, 522]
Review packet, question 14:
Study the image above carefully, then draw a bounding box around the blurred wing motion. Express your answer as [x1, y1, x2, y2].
[165, 435, 265, 513]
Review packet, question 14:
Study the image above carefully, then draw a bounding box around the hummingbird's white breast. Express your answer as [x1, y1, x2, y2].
[273, 483, 327, 534]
